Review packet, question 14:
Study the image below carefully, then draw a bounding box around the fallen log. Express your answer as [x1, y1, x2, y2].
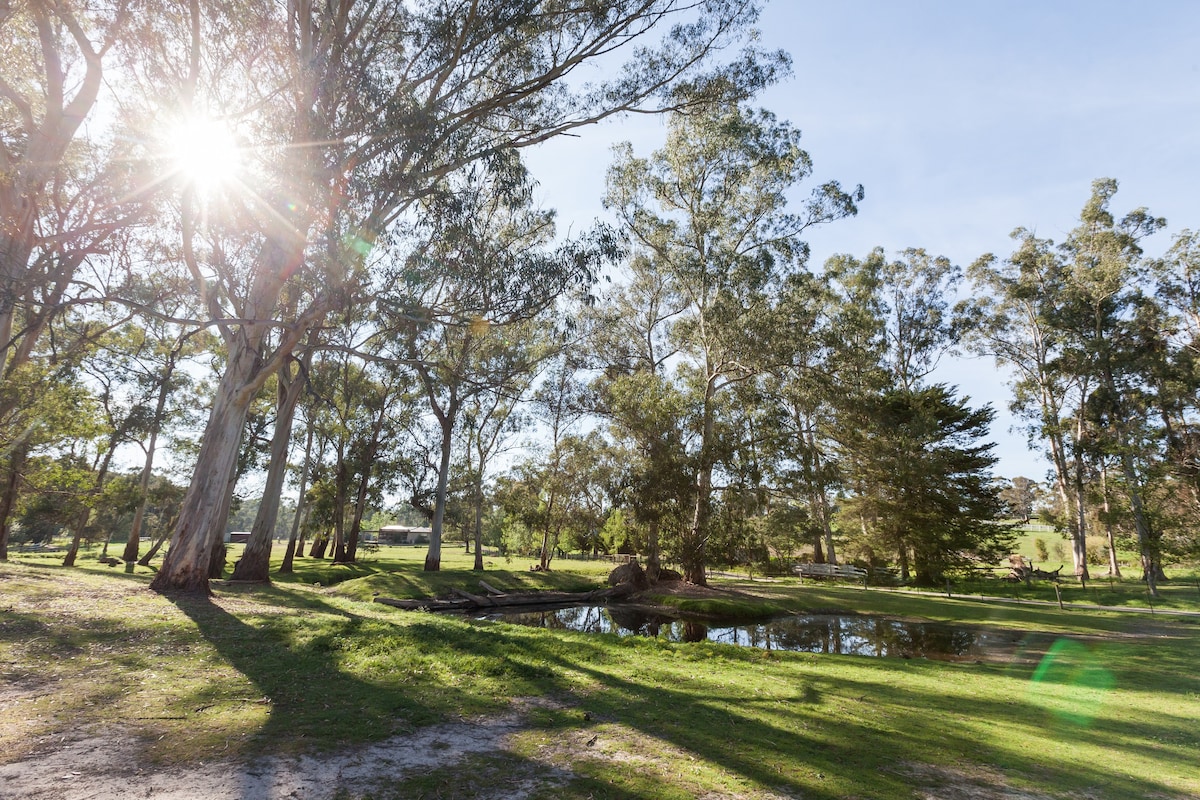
[374, 596, 475, 611]
[374, 582, 636, 613]
[452, 587, 494, 606]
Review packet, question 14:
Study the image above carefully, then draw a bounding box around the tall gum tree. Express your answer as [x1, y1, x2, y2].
[605, 103, 861, 585]
[0, 0, 135, 559]
[374, 155, 605, 571]
[588, 266, 692, 580]
[1053, 180, 1166, 592]
[150, 0, 785, 592]
[964, 233, 1095, 578]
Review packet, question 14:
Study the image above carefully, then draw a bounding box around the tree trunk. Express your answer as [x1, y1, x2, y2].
[684, 379, 717, 586]
[123, 358, 176, 563]
[1118, 453, 1159, 596]
[309, 533, 329, 559]
[1043, 394, 1088, 580]
[804, 426, 838, 566]
[341, 470, 371, 564]
[1099, 463, 1121, 578]
[538, 520, 560, 572]
[232, 359, 305, 581]
[62, 506, 91, 568]
[207, 450, 242, 580]
[279, 425, 314, 574]
[472, 473, 485, 571]
[819, 489, 838, 566]
[1096, 358, 1155, 594]
[137, 525, 173, 567]
[149, 338, 261, 593]
[1068, 442, 1090, 581]
[337, 394, 389, 565]
[684, 459, 712, 586]
[644, 518, 661, 583]
[0, 446, 29, 561]
[425, 405, 457, 572]
[811, 525, 825, 564]
[330, 443, 348, 562]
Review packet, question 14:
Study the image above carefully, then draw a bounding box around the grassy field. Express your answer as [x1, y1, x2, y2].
[2, 547, 1198, 799]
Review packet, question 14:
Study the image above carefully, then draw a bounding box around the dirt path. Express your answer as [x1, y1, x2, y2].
[0, 703, 568, 800]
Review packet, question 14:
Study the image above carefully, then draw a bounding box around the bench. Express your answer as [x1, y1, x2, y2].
[793, 562, 868, 585]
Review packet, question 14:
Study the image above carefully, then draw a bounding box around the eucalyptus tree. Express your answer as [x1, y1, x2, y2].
[1151, 230, 1200, 508]
[62, 328, 162, 566]
[296, 348, 409, 564]
[0, 304, 126, 559]
[999, 476, 1040, 523]
[0, 1, 147, 559]
[756, 271, 840, 564]
[228, 347, 311, 581]
[461, 358, 537, 571]
[1050, 180, 1167, 590]
[0, 0, 134, 382]
[6, 376, 104, 561]
[879, 248, 961, 390]
[277, 418, 315, 574]
[500, 428, 615, 566]
[593, 368, 692, 580]
[144, 0, 785, 592]
[374, 154, 608, 571]
[528, 354, 596, 570]
[604, 103, 860, 584]
[964, 232, 1096, 578]
[586, 256, 691, 579]
[966, 180, 1177, 586]
[71, 316, 212, 564]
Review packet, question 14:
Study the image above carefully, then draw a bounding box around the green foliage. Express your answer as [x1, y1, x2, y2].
[500, 515, 538, 559]
[839, 385, 1013, 584]
[602, 101, 860, 582]
[597, 508, 628, 554]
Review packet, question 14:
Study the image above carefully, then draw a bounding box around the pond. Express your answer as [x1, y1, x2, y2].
[472, 604, 1033, 662]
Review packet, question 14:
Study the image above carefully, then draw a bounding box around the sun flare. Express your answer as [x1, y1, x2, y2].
[166, 117, 243, 195]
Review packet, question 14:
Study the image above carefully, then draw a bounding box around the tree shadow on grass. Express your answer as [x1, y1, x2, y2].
[161, 583, 1200, 800]
[169, 594, 445, 749]
[439, 619, 1200, 800]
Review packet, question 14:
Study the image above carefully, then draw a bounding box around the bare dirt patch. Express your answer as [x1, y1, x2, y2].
[0, 698, 569, 800]
[896, 762, 1059, 800]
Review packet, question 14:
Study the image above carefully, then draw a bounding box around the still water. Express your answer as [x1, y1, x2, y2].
[473, 604, 1028, 662]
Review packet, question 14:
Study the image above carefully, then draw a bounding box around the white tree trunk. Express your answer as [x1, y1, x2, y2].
[149, 338, 260, 592]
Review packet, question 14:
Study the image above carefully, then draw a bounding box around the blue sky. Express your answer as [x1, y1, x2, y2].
[524, 1, 1200, 481]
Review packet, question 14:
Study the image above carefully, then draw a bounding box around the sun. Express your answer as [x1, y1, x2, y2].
[165, 116, 243, 196]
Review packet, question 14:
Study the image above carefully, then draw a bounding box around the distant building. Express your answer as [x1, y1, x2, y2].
[378, 525, 432, 545]
[225, 531, 251, 544]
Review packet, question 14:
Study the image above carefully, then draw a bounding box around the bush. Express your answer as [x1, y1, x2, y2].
[1034, 538, 1048, 562]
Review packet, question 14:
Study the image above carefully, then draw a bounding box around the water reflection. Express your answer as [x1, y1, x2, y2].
[474, 605, 1026, 661]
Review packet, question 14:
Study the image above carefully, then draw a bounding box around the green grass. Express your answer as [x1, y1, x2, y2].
[2, 552, 1198, 799]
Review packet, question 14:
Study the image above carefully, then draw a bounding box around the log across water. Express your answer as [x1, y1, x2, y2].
[374, 580, 636, 612]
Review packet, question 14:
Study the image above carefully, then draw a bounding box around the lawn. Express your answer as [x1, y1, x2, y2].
[2, 548, 1197, 799]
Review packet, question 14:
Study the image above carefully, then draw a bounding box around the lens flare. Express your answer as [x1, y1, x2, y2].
[166, 117, 242, 195]
[1028, 639, 1115, 728]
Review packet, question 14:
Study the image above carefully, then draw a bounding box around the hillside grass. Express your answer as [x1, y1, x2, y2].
[3, 549, 1198, 799]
